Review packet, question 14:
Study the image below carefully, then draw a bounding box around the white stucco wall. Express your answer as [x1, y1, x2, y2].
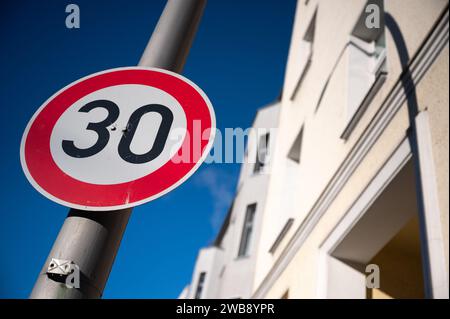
[253, 0, 449, 298]
[184, 103, 280, 298]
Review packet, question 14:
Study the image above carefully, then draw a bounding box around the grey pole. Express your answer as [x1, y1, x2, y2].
[30, 0, 207, 299]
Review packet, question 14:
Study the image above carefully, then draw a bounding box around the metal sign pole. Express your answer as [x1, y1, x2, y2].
[30, 0, 207, 299]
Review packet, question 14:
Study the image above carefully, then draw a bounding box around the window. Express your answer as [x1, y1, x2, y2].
[302, 10, 316, 55]
[287, 127, 304, 163]
[291, 10, 316, 100]
[342, 0, 387, 139]
[194, 272, 206, 299]
[238, 203, 257, 257]
[254, 133, 270, 173]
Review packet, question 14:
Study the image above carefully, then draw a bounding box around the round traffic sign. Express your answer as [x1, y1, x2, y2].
[20, 67, 215, 211]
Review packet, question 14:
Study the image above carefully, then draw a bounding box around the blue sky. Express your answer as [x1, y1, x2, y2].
[0, 0, 296, 298]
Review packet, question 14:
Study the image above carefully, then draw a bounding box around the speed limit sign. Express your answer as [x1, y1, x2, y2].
[20, 67, 215, 211]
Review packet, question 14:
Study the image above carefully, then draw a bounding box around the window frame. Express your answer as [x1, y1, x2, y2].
[254, 133, 270, 174]
[194, 271, 207, 299]
[237, 203, 257, 257]
[290, 9, 317, 100]
[341, 1, 387, 140]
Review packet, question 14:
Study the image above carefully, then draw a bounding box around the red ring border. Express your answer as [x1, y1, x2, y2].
[23, 68, 213, 209]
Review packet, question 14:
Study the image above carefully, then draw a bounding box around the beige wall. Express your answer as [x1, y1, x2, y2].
[254, 0, 449, 298]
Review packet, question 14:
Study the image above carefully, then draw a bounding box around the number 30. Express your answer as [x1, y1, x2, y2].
[62, 99, 174, 164]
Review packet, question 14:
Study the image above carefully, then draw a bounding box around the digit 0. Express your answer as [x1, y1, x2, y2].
[118, 104, 173, 164]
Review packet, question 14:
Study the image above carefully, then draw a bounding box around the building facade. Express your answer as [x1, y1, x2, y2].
[182, 0, 449, 299]
[180, 103, 280, 299]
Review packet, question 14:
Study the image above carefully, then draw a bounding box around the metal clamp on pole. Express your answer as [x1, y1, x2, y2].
[30, 0, 207, 299]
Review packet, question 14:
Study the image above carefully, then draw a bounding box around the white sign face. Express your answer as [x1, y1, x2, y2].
[21, 67, 215, 211]
[50, 84, 187, 185]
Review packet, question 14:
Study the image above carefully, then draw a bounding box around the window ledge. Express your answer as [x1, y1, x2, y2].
[252, 167, 270, 176]
[234, 255, 250, 261]
[269, 218, 294, 254]
[341, 71, 387, 141]
[290, 58, 312, 101]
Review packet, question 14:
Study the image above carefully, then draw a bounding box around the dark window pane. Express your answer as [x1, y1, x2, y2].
[194, 272, 206, 299]
[238, 203, 257, 257]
